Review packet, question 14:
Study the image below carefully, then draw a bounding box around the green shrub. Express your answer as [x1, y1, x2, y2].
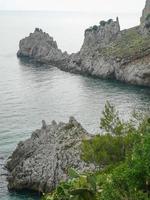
[100, 21, 106, 26]
[43, 103, 150, 200]
[107, 19, 113, 24]
[146, 14, 150, 21]
[42, 168, 97, 200]
[92, 25, 98, 31]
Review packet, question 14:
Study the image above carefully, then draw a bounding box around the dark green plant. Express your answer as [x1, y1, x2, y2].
[92, 25, 98, 31]
[43, 168, 97, 200]
[82, 134, 123, 167]
[107, 19, 113, 24]
[43, 103, 150, 200]
[100, 20, 106, 26]
[146, 14, 150, 21]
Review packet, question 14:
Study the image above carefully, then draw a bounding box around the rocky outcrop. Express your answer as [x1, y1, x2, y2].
[17, 28, 68, 66]
[66, 25, 150, 86]
[140, 0, 150, 35]
[17, 0, 150, 87]
[6, 117, 95, 193]
[55, 18, 121, 78]
[80, 18, 120, 53]
[141, 0, 150, 23]
[65, 18, 121, 78]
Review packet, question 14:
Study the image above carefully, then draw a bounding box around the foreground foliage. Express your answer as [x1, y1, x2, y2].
[43, 102, 150, 200]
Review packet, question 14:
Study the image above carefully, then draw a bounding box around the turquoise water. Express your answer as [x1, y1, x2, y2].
[0, 11, 150, 200]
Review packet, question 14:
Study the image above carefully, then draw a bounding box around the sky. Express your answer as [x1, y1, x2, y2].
[0, 0, 146, 13]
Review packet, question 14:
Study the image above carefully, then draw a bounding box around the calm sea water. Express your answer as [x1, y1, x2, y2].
[0, 11, 150, 200]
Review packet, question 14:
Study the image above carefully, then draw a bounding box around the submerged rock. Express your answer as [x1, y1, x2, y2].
[6, 117, 94, 193]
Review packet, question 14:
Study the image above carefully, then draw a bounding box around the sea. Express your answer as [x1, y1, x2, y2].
[0, 11, 150, 200]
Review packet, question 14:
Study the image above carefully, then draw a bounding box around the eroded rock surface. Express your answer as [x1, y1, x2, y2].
[65, 18, 121, 77]
[141, 0, 150, 35]
[6, 117, 94, 192]
[141, 0, 150, 23]
[80, 18, 120, 52]
[17, 28, 68, 66]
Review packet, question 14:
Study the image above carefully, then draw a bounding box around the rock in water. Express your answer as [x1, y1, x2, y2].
[6, 117, 94, 193]
[17, 28, 68, 65]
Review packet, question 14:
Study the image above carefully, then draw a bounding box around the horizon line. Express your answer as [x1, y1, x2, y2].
[0, 10, 141, 14]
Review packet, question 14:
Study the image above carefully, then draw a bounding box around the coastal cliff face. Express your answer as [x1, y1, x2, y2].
[17, 0, 150, 87]
[67, 25, 150, 86]
[6, 117, 95, 192]
[66, 19, 121, 78]
[141, 0, 150, 24]
[80, 18, 120, 53]
[141, 0, 150, 35]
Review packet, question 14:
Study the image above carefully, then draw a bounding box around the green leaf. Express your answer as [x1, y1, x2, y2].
[87, 175, 97, 191]
[71, 188, 95, 200]
[68, 168, 80, 179]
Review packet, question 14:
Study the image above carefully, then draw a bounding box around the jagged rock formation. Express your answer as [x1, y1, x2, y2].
[6, 117, 95, 192]
[65, 18, 121, 77]
[140, 0, 150, 35]
[80, 18, 120, 53]
[17, 28, 68, 65]
[141, 0, 150, 23]
[67, 26, 150, 86]
[17, 0, 150, 87]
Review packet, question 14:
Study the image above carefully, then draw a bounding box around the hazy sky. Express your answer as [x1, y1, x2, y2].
[0, 0, 146, 13]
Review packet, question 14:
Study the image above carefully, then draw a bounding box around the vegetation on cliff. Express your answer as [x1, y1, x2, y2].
[98, 27, 150, 60]
[85, 19, 114, 32]
[43, 102, 150, 200]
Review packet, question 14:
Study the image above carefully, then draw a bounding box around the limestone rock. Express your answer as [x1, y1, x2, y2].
[80, 18, 120, 54]
[140, 0, 150, 35]
[6, 117, 94, 193]
[17, 28, 68, 65]
[141, 0, 150, 24]
[67, 23, 150, 86]
[66, 18, 121, 78]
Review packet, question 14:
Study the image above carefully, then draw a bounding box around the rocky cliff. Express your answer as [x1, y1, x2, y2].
[65, 18, 121, 77]
[17, 28, 68, 66]
[66, 24, 150, 86]
[17, 0, 150, 87]
[80, 18, 120, 53]
[141, 0, 150, 35]
[141, 0, 150, 23]
[6, 117, 95, 192]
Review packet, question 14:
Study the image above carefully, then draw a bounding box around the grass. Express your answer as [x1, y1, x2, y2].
[98, 26, 150, 60]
